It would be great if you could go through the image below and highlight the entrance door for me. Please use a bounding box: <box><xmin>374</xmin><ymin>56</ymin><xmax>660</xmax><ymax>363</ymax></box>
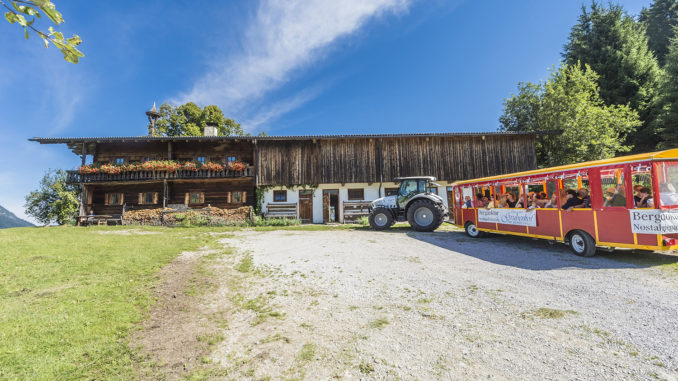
<box><xmin>298</xmin><ymin>190</ymin><xmax>313</xmax><ymax>223</ymax></box>
<box><xmin>322</xmin><ymin>189</ymin><xmax>339</xmax><ymax>223</ymax></box>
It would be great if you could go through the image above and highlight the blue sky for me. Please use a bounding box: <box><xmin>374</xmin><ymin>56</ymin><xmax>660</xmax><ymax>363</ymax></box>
<box><xmin>0</xmin><ymin>0</ymin><xmax>649</xmax><ymax>222</ymax></box>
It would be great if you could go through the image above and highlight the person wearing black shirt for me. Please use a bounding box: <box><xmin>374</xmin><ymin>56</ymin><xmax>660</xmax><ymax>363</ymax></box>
<box><xmin>561</xmin><ymin>189</ymin><xmax>583</xmax><ymax>210</ymax></box>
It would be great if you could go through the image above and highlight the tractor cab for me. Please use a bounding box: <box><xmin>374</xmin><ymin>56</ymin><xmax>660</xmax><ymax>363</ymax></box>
<box><xmin>395</xmin><ymin>176</ymin><xmax>441</xmax><ymax>207</ymax></box>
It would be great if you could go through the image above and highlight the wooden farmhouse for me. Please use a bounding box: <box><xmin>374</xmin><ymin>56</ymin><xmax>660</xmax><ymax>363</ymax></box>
<box><xmin>30</xmin><ymin>130</ymin><xmax>539</xmax><ymax>224</ymax></box>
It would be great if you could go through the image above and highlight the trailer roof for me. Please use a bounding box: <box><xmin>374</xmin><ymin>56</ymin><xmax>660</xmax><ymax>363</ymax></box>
<box><xmin>452</xmin><ymin>148</ymin><xmax>678</xmax><ymax>186</ymax></box>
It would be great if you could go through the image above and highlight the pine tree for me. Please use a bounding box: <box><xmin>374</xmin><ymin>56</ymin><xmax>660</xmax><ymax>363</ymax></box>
<box><xmin>656</xmin><ymin>30</ymin><xmax>678</xmax><ymax>148</ymax></box>
<box><xmin>640</xmin><ymin>0</ymin><xmax>678</xmax><ymax>66</ymax></box>
<box><xmin>563</xmin><ymin>3</ymin><xmax>662</xmax><ymax>152</ymax></box>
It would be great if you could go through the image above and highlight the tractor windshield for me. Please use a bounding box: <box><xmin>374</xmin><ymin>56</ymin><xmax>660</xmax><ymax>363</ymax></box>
<box><xmin>399</xmin><ymin>179</ymin><xmax>430</xmax><ymax>197</ymax></box>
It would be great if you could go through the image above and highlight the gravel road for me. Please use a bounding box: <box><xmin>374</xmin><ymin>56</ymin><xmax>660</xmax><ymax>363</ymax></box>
<box><xmin>208</xmin><ymin>228</ymin><xmax>678</xmax><ymax>380</ymax></box>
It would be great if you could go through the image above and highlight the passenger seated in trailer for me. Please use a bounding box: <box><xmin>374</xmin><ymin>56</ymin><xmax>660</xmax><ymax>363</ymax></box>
<box><xmin>506</xmin><ymin>192</ymin><xmax>518</xmax><ymax>208</ymax></box>
<box><xmin>659</xmin><ymin>183</ymin><xmax>678</xmax><ymax>206</ymax></box>
<box><xmin>562</xmin><ymin>189</ymin><xmax>583</xmax><ymax>210</ymax></box>
<box><xmin>604</xmin><ymin>186</ymin><xmax>626</xmax><ymax>207</ymax></box>
<box><xmin>572</xmin><ymin>188</ymin><xmax>590</xmax><ymax>208</ymax></box>
<box><xmin>486</xmin><ymin>194</ymin><xmax>498</xmax><ymax>208</ymax></box>
<box><xmin>633</xmin><ymin>185</ymin><xmax>644</xmax><ymax>205</ymax></box>
<box><xmin>636</xmin><ymin>187</ymin><xmax>654</xmax><ymax>208</ymax></box>
<box><xmin>544</xmin><ymin>193</ymin><xmax>558</xmax><ymax>208</ymax></box>
<box><xmin>462</xmin><ymin>195</ymin><xmax>473</xmax><ymax>208</ymax></box>
<box><xmin>479</xmin><ymin>196</ymin><xmax>490</xmax><ymax>207</ymax></box>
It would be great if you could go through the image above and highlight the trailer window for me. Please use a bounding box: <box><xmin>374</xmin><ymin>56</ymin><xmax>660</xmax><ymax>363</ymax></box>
<box><xmin>656</xmin><ymin>162</ymin><xmax>678</xmax><ymax>207</ymax></box>
<box><xmin>632</xmin><ymin>166</ymin><xmax>653</xmax><ymax>208</ymax></box>
<box><xmin>601</xmin><ymin>169</ymin><xmax>627</xmax><ymax>208</ymax></box>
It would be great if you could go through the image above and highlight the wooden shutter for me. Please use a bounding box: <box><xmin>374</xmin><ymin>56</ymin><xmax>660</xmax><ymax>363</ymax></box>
<box><xmin>138</xmin><ymin>193</ymin><xmax>143</xmax><ymax>204</ymax></box>
<box><xmin>153</xmin><ymin>192</ymin><xmax>159</xmax><ymax>204</ymax></box>
<box><xmin>227</xmin><ymin>192</ymin><xmax>232</xmax><ymax>203</ymax></box>
<box><xmin>105</xmin><ymin>193</ymin><xmax>110</xmax><ymax>206</ymax></box>
<box><xmin>199</xmin><ymin>192</ymin><xmax>205</xmax><ymax>204</ymax></box>
<box><xmin>184</xmin><ymin>192</ymin><xmax>189</xmax><ymax>205</ymax></box>
<box><xmin>242</xmin><ymin>192</ymin><xmax>247</xmax><ymax>203</ymax></box>
<box><xmin>86</xmin><ymin>189</ymin><xmax>93</xmax><ymax>205</ymax></box>
<box><xmin>120</xmin><ymin>193</ymin><xmax>124</xmax><ymax>205</ymax></box>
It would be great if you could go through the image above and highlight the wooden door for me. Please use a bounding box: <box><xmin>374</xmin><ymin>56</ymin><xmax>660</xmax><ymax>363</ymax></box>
<box><xmin>299</xmin><ymin>190</ymin><xmax>313</xmax><ymax>223</ymax></box>
<box><xmin>323</xmin><ymin>192</ymin><xmax>330</xmax><ymax>223</ymax></box>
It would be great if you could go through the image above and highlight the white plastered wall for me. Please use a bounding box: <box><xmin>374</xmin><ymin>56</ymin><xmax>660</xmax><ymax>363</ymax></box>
<box><xmin>261</xmin><ymin>181</ymin><xmax>452</xmax><ymax>224</ymax></box>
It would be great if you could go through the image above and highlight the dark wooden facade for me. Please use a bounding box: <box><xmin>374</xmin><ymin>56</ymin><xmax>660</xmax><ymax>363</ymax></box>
<box><xmin>30</xmin><ymin>132</ymin><xmax>539</xmax><ymax>217</ymax></box>
<box><xmin>256</xmin><ymin>134</ymin><xmax>537</xmax><ymax>186</ymax></box>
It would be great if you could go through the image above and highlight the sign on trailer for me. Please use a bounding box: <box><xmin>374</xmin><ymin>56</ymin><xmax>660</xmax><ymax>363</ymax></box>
<box><xmin>478</xmin><ymin>209</ymin><xmax>537</xmax><ymax>227</ymax></box>
<box><xmin>630</xmin><ymin>209</ymin><xmax>678</xmax><ymax>234</ymax></box>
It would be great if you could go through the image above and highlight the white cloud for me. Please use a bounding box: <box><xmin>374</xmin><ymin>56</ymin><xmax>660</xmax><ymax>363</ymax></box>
<box><xmin>174</xmin><ymin>0</ymin><xmax>413</xmax><ymax>130</ymax></box>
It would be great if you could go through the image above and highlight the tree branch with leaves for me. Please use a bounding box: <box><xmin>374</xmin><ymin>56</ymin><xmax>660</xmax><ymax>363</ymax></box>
<box><xmin>2</xmin><ymin>0</ymin><xmax>83</xmax><ymax>63</ymax></box>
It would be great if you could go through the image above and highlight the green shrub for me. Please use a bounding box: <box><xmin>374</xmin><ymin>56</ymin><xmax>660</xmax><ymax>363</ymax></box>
<box><xmin>357</xmin><ymin>216</ymin><xmax>369</xmax><ymax>226</ymax></box>
<box><xmin>250</xmin><ymin>216</ymin><xmax>301</xmax><ymax>227</ymax></box>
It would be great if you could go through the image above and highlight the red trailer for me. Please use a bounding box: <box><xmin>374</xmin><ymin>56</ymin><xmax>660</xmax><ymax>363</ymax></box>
<box><xmin>450</xmin><ymin>149</ymin><xmax>678</xmax><ymax>256</ymax></box>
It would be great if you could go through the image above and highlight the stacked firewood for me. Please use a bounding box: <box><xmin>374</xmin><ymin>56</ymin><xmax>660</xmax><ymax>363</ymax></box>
<box><xmin>123</xmin><ymin>206</ymin><xmax>251</xmax><ymax>225</ymax></box>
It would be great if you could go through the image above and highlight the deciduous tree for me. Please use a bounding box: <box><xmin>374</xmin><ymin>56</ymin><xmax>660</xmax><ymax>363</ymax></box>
<box><xmin>25</xmin><ymin>169</ymin><xmax>80</xmax><ymax>225</ymax></box>
<box><xmin>500</xmin><ymin>63</ymin><xmax>641</xmax><ymax>167</ymax></box>
<box><xmin>1</xmin><ymin>0</ymin><xmax>83</xmax><ymax>63</ymax></box>
<box><xmin>152</xmin><ymin>102</ymin><xmax>246</xmax><ymax>137</ymax></box>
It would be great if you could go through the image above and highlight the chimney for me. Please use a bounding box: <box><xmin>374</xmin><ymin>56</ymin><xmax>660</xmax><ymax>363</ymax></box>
<box><xmin>203</xmin><ymin>125</ymin><xmax>218</xmax><ymax>136</ymax></box>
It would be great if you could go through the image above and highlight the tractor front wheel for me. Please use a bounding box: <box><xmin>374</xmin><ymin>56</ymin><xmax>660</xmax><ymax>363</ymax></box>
<box><xmin>369</xmin><ymin>207</ymin><xmax>394</xmax><ymax>230</ymax></box>
<box><xmin>407</xmin><ymin>199</ymin><xmax>444</xmax><ymax>232</ymax></box>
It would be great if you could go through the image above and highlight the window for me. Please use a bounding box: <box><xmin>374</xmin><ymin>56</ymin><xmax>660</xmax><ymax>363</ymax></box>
<box><xmin>273</xmin><ymin>190</ymin><xmax>287</xmax><ymax>202</ymax></box>
<box><xmin>186</xmin><ymin>192</ymin><xmax>203</xmax><ymax>204</ymax></box>
<box><xmin>115</xmin><ymin>157</ymin><xmax>125</xmax><ymax>165</ymax></box>
<box><xmin>232</xmin><ymin>191</ymin><xmax>243</xmax><ymax>203</ymax></box>
<box><xmin>196</xmin><ymin>156</ymin><xmax>206</xmax><ymax>164</ymax></box>
<box><xmin>226</xmin><ymin>156</ymin><xmax>236</xmax><ymax>164</ymax></box>
<box><xmin>106</xmin><ymin>192</ymin><xmax>124</xmax><ymax>206</ymax></box>
<box><xmin>138</xmin><ymin>192</ymin><xmax>158</xmax><ymax>205</ymax></box>
<box><xmin>655</xmin><ymin>161</ymin><xmax>678</xmax><ymax>207</ymax></box>
<box><xmin>385</xmin><ymin>188</ymin><xmax>399</xmax><ymax>196</ymax></box>
<box><xmin>144</xmin><ymin>157</ymin><xmax>153</xmax><ymax>162</ymax></box>
<box><xmin>632</xmin><ymin>165</ymin><xmax>654</xmax><ymax>208</ymax></box>
<box><xmin>601</xmin><ymin>168</ymin><xmax>627</xmax><ymax>208</ymax></box>
<box><xmin>348</xmin><ymin>189</ymin><xmax>364</xmax><ymax>200</ymax></box>
<box><xmin>428</xmin><ymin>186</ymin><xmax>438</xmax><ymax>195</ymax></box>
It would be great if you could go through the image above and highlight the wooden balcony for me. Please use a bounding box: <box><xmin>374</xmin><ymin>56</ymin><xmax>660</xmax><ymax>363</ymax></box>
<box><xmin>66</xmin><ymin>166</ymin><xmax>253</xmax><ymax>183</ymax></box>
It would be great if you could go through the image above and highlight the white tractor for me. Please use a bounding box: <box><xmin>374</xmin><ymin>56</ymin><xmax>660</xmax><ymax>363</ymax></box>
<box><xmin>368</xmin><ymin>176</ymin><xmax>447</xmax><ymax>232</ymax></box>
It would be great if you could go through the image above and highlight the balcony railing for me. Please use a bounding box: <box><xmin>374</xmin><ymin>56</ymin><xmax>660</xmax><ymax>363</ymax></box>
<box><xmin>66</xmin><ymin>166</ymin><xmax>253</xmax><ymax>183</ymax></box>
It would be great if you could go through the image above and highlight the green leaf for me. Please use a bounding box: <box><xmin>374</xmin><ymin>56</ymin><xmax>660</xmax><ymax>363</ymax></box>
<box><xmin>38</xmin><ymin>2</ymin><xmax>63</xmax><ymax>24</ymax></box>
<box><xmin>42</xmin><ymin>38</ymin><xmax>49</xmax><ymax>48</ymax></box>
<box><xmin>24</xmin><ymin>27</ymin><xmax>29</xmax><ymax>39</ymax></box>
<box><xmin>67</xmin><ymin>35</ymin><xmax>82</xmax><ymax>46</ymax></box>
<box><xmin>5</xmin><ymin>11</ymin><xmax>17</xmax><ymax>24</ymax></box>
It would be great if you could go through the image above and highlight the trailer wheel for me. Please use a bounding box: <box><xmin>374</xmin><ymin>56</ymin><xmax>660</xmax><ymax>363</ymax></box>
<box><xmin>568</xmin><ymin>230</ymin><xmax>597</xmax><ymax>257</ymax></box>
<box><xmin>369</xmin><ymin>207</ymin><xmax>393</xmax><ymax>230</ymax></box>
<box><xmin>464</xmin><ymin>221</ymin><xmax>483</xmax><ymax>238</ymax></box>
<box><xmin>407</xmin><ymin>199</ymin><xmax>444</xmax><ymax>232</ymax></box>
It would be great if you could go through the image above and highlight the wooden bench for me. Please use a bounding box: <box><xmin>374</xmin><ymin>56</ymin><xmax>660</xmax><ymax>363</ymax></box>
<box><xmin>77</xmin><ymin>215</ymin><xmax>122</xmax><ymax>226</ymax></box>
<box><xmin>264</xmin><ymin>203</ymin><xmax>298</xmax><ymax>219</ymax></box>
<box><xmin>342</xmin><ymin>201</ymin><xmax>372</xmax><ymax>222</ymax></box>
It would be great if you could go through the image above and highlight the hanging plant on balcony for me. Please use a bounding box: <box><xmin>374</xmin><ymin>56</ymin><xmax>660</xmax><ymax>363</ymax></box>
<box><xmin>228</xmin><ymin>160</ymin><xmax>247</xmax><ymax>171</ymax></box>
<box><xmin>78</xmin><ymin>160</ymin><xmax>249</xmax><ymax>174</ymax></box>
<box><xmin>201</xmin><ymin>162</ymin><xmax>225</xmax><ymax>171</ymax></box>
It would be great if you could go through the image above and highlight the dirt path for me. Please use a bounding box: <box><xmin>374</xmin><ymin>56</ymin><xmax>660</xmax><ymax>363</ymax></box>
<box><xmin>136</xmin><ymin>228</ymin><xmax>678</xmax><ymax>380</ymax></box>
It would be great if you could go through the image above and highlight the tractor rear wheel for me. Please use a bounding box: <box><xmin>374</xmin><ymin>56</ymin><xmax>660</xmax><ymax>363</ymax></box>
<box><xmin>407</xmin><ymin>199</ymin><xmax>444</xmax><ymax>232</ymax></box>
<box><xmin>369</xmin><ymin>207</ymin><xmax>394</xmax><ymax>230</ymax></box>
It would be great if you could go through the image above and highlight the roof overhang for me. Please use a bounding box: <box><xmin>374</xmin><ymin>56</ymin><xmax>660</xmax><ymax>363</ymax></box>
<box><xmin>28</xmin><ymin>131</ymin><xmax>552</xmax><ymax>156</ymax></box>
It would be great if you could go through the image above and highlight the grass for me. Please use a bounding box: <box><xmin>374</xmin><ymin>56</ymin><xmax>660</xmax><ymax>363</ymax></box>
<box><xmin>0</xmin><ymin>225</ymin><xmax>219</xmax><ymax>380</ymax></box>
<box><xmin>358</xmin><ymin>361</ymin><xmax>374</xmax><ymax>374</ymax></box>
<box><xmin>368</xmin><ymin>318</ymin><xmax>390</xmax><ymax>329</ymax></box>
<box><xmin>297</xmin><ymin>343</ymin><xmax>316</xmax><ymax>362</ymax></box>
<box><xmin>532</xmin><ymin>307</ymin><xmax>578</xmax><ymax>319</ymax></box>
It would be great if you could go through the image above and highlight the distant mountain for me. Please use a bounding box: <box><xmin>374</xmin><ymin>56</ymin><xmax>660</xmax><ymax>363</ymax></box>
<box><xmin>0</xmin><ymin>205</ymin><xmax>34</xmax><ymax>229</ymax></box>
